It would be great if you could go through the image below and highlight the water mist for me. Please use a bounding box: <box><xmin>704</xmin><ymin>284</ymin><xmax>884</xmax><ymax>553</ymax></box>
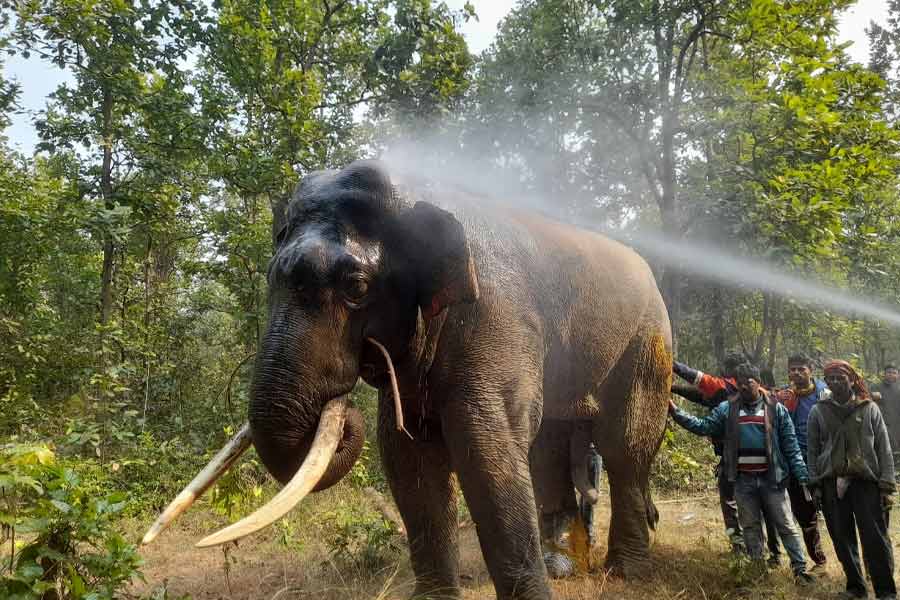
<box><xmin>379</xmin><ymin>137</ymin><xmax>900</xmax><ymax>329</ymax></box>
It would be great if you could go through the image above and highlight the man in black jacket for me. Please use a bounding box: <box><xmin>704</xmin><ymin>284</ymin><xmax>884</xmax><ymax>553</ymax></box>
<box><xmin>871</xmin><ymin>364</ymin><xmax>900</xmax><ymax>477</ymax></box>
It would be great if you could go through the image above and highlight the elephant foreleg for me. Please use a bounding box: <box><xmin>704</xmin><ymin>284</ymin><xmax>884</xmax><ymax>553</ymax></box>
<box><xmin>443</xmin><ymin>397</ymin><xmax>551</xmax><ymax>600</ymax></box>
<box><xmin>379</xmin><ymin>402</ymin><xmax>459</xmax><ymax>599</ymax></box>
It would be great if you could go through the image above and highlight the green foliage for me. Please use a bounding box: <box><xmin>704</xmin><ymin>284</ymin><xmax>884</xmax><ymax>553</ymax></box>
<box><xmin>322</xmin><ymin>503</ymin><xmax>402</xmax><ymax>573</ymax></box>
<box><xmin>346</xmin><ymin>384</ymin><xmax>387</xmax><ymax>491</ymax></box>
<box><xmin>346</xmin><ymin>441</ymin><xmax>385</xmax><ymax>490</ymax></box>
<box><xmin>652</xmin><ymin>421</ymin><xmax>717</xmax><ymax>492</ymax></box>
<box><xmin>368</xmin><ymin>0</ymin><xmax>473</xmax><ymax>123</ymax></box>
<box><xmin>0</xmin><ymin>443</ymin><xmax>142</xmax><ymax>599</ymax></box>
<box><xmin>207</xmin><ymin>452</ymin><xmax>268</xmax><ymax>521</ymax></box>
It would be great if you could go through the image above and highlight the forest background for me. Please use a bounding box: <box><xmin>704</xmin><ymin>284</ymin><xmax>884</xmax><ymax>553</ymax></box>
<box><xmin>2</xmin><ymin>0</ymin><xmax>900</xmax><ymax>597</ymax></box>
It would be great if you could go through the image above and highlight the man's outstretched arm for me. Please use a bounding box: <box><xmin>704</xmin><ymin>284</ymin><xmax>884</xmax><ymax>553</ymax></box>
<box><xmin>673</xmin><ymin>361</ymin><xmax>730</xmax><ymax>400</ymax></box>
<box><xmin>671</xmin><ymin>382</ymin><xmax>721</xmax><ymax>409</ymax></box>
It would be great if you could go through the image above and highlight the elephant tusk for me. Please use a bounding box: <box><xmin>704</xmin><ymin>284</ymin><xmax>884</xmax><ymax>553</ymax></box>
<box><xmin>142</xmin><ymin>422</ymin><xmax>252</xmax><ymax>545</ymax></box>
<box><xmin>195</xmin><ymin>397</ymin><xmax>348</xmax><ymax>548</ymax></box>
<box><xmin>366</xmin><ymin>337</ymin><xmax>413</xmax><ymax>440</ymax></box>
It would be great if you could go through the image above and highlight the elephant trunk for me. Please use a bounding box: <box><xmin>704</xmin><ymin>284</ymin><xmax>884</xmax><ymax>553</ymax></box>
<box><xmin>141</xmin><ymin>317</ymin><xmax>367</xmax><ymax>547</ymax></box>
<box><xmin>198</xmin><ymin>397</ymin><xmax>353</xmax><ymax>547</ymax></box>
<box><xmin>249</xmin><ymin>322</ymin><xmax>365</xmax><ymax>490</ymax></box>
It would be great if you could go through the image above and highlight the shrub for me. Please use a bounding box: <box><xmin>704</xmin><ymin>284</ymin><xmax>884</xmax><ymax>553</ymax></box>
<box><xmin>322</xmin><ymin>502</ymin><xmax>402</xmax><ymax>573</ymax></box>
<box><xmin>0</xmin><ymin>443</ymin><xmax>142</xmax><ymax>599</ymax></box>
<box><xmin>651</xmin><ymin>423</ymin><xmax>718</xmax><ymax>492</ymax></box>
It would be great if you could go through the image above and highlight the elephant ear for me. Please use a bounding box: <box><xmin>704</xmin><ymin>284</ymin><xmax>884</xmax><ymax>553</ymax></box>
<box><xmin>271</xmin><ymin>192</ymin><xmax>291</xmax><ymax>249</ymax></box>
<box><xmin>399</xmin><ymin>201</ymin><xmax>479</xmax><ymax>319</ymax></box>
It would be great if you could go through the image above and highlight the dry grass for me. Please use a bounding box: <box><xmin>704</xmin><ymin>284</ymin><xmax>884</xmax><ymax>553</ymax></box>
<box><xmin>126</xmin><ymin>486</ymin><xmax>895</xmax><ymax>600</ymax></box>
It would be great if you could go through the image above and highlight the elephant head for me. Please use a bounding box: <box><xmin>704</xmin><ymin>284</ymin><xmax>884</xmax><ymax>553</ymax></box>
<box><xmin>143</xmin><ymin>160</ymin><xmax>479</xmax><ymax>546</ymax></box>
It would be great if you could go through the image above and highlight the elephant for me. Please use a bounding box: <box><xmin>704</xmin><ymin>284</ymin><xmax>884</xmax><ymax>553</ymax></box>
<box><xmin>145</xmin><ymin>160</ymin><xmax>673</xmax><ymax>600</ymax></box>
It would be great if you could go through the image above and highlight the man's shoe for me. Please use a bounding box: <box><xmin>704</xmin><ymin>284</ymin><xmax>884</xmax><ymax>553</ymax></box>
<box><xmin>810</xmin><ymin>561</ymin><xmax>827</xmax><ymax>573</ymax></box>
<box><xmin>794</xmin><ymin>571</ymin><xmax>815</xmax><ymax>586</ymax></box>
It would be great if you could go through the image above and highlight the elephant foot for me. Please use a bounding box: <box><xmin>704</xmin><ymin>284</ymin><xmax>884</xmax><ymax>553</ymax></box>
<box><xmin>410</xmin><ymin>582</ymin><xmax>460</xmax><ymax>599</ymax></box>
<box><xmin>541</xmin><ymin>510</ymin><xmax>592</xmax><ymax>577</ymax></box>
<box><xmin>604</xmin><ymin>548</ymin><xmax>651</xmax><ymax>579</ymax></box>
<box><xmin>543</xmin><ymin>550</ymin><xmax>575</xmax><ymax>579</ymax></box>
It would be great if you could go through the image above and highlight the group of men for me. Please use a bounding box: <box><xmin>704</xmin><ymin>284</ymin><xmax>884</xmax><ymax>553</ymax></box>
<box><xmin>669</xmin><ymin>354</ymin><xmax>899</xmax><ymax>599</ymax></box>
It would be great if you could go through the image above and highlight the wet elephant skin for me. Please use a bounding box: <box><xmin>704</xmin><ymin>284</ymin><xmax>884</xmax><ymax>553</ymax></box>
<box><xmin>253</xmin><ymin>160</ymin><xmax>672</xmax><ymax>600</ymax></box>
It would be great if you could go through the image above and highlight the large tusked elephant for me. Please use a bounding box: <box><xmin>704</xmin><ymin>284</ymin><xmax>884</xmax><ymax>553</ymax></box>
<box><xmin>146</xmin><ymin>160</ymin><xmax>672</xmax><ymax>600</ymax></box>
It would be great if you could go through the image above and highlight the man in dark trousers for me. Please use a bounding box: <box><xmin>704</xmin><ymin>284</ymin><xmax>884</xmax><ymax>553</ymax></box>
<box><xmin>670</xmin><ymin>363</ymin><xmax>813</xmax><ymax>584</ymax></box>
<box><xmin>808</xmin><ymin>360</ymin><xmax>896</xmax><ymax>600</ymax></box>
<box><xmin>872</xmin><ymin>364</ymin><xmax>900</xmax><ymax>474</ymax></box>
<box><xmin>672</xmin><ymin>354</ymin><xmax>782</xmax><ymax>563</ymax></box>
<box><xmin>775</xmin><ymin>353</ymin><xmax>828</xmax><ymax>569</ymax></box>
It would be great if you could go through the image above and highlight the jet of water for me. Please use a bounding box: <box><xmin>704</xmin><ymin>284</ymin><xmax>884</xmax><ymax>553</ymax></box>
<box><xmin>380</xmin><ymin>140</ymin><xmax>900</xmax><ymax>328</ymax></box>
<box><xmin>607</xmin><ymin>228</ymin><xmax>900</xmax><ymax>328</ymax></box>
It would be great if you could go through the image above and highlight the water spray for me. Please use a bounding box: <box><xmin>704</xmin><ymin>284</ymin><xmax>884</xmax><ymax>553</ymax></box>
<box><xmin>380</xmin><ymin>143</ymin><xmax>900</xmax><ymax>328</ymax></box>
<box><xmin>611</xmin><ymin>230</ymin><xmax>900</xmax><ymax>328</ymax></box>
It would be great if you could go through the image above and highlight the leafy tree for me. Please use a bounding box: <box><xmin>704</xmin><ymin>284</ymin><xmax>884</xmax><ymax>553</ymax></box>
<box><xmin>196</xmin><ymin>0</ymin><xmax>473</xmax><ymax>350</ymax></box>
<box><xmin>7</xmin><ymin>0</ymin><xmax>207</xmax><ymax>325</ymax></box>
<box><xmin>468</xmin><ymin>0</ymin><xmax>731</xmax><ymax>343</ymax></box>
<box><xmin>680</xmin><ymin>0</ymin><xmax>900</xmax><ymax>366</ymax></box>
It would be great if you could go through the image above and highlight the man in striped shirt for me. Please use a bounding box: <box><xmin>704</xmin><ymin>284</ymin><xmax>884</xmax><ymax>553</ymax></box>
<box><xmin>669</xmin><ymin>363</ymin><xmax>814</xmax><ymax>584</ymax></box>
<box><xmin>672</xmin><ymin>354</ymin><xmax>782</xmax><ymax>564</ymax></box>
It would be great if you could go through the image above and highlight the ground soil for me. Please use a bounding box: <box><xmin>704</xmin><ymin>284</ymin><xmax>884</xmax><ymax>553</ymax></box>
<box><xmin>128</xmin><ymin>490</ymin><xmax>899</xmax><ymax>600</ymax></box>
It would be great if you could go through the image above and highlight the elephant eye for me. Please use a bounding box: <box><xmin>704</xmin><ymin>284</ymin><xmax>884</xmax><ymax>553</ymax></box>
<box><xmin>342</xmin><ymin>272</ymin><xmax>370</xmax><ymax>308</ymax></box>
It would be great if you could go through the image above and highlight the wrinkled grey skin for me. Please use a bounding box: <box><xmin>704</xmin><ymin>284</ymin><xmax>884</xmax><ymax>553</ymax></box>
<box><xmin>252</xmin><ymin>160</ymin><xmax>672</xmax><ymax>600</ymax></box>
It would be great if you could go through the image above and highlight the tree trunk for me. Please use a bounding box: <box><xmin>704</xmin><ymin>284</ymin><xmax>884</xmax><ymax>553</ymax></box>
<box><xmin>766</xmin><ymin>297</ymin><xmax>780</xmax><ymax>372</ymax></box>
<box><xmin>657</xmin><ymin>96</ymin><xmax>681</xmax><ymax>352</ymax></box>
<box><xmin>710</xmin><ymin>284</ymin><xmax>726</xmax><ymax>366</ymax></box>
<box><xmin>654</xmin><ymin>7</ymin><xmax>680</xmax><ymax>351</ymax></box>
<box><xmin>143</xmin><ymin>236</ymin><xmax>152</xmax><ymax>427</ymax></box>
<box><xmin>99</xmin><ymin>88</ymin><xmax>115</xmax><ymax>324</ymax></box>
<box><xmin>754</xmin><ymin>293</ymin><xmax>770</xmax><ymax>363</ymax></box>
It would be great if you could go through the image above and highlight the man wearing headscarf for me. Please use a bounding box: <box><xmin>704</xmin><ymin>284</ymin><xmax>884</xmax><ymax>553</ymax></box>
<box><xmin>808</xmin><ymin>360</ymin><xmax>896</xmax><ymax>600</ymax></box>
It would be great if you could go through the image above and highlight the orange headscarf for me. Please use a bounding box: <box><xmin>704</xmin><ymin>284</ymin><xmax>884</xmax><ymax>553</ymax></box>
<box><xmin>823</xmin><ymin>359</ymin><xmax>870</xmax><ymax>400</ymax></box>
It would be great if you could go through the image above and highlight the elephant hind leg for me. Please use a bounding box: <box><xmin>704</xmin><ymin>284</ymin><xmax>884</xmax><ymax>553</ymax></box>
<box><xmin>530</xmin><ymin>419</ymin><xmax>579</xmax><ymax>541</ymax></box>
<box><xmin>602</xmin><ymin>464</ymin><xmax>653</xmax><ymax>576</ymax></box>
<box><xmin>595</xmin><ymin>330</ymin><xmax>671</xmax><ymax>576</ymax></box>
<box><xmin>645</xmin><ymin>486</ymin><xmax>660</xmax><ymax>531</ymax></box>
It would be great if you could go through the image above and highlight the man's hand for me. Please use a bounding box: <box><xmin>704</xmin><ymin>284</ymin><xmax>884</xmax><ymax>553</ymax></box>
<box><xmin>668</xmin><ymin>399</ymin><xmax>677</xmax><ymax>415</ymax></box>
<box><xmin>812</xmin><ymin>487</ymin><xmax>823</xmax><ymax>511</ymax></box>
<box><xmin>801</xmin><ymin>484</ymin><xmax>812</xmax><ymax>503</ymax></box>
<box><xmin>882</xmin><ymin>493</ymin><xmax>893</xmax><ymax>511</ymax></box>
